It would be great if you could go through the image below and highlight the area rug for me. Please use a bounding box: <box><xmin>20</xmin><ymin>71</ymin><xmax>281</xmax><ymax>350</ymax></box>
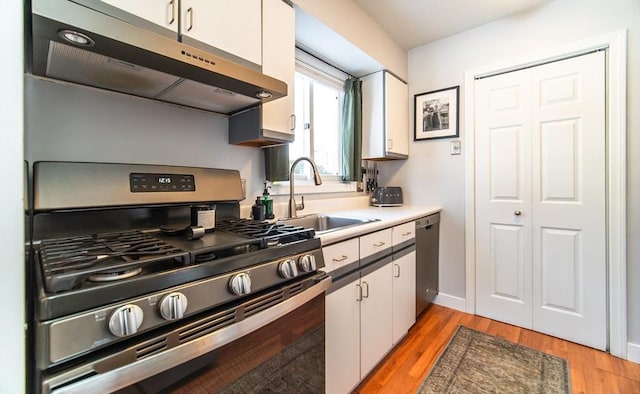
<box><xmin>417</xmin><ymin>325</ymin><xmax>570</xmax><ymax>393</ymax></box>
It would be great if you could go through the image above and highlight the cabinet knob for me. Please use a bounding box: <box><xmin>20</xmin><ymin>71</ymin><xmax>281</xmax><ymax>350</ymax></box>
<box><xmin>514</xmin><ymin>210</ymin><xmax>522</xmax><ymax>216</ymax></box>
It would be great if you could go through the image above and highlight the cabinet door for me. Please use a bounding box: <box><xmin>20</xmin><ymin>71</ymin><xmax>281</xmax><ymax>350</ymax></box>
<box><xmin>100</xmin><ymin>0</ymin><xmax>178</xmax><ymax>32</ymax></box>
<box><xmin>181</xmin><ymin>0</ymin><xmax>262</xmax><ymax>66</ymax></box>
<box><xmin>385</xmin><ymin>72</ymin><xmax>409</xmax><ymax>156</ymax></box>
<box><xmin>360</xmin><ymin>263</ymin><xmax>393</xmax><ymax>378</ymax></box>
<box><xmin>361</xmin><ymin>71</ymin><xmax>384</xmax><ymax>159</ymax></box>
<box><xmin>326</xmin><ymin>281</ymin><xmax>361</xmax><ymax>394</ymax></box>
<box><xmin>392</xmin><ymin>250</ymin><xmax>416</xmax><ymax>344</ymax></box>
<box><xmin>261</xmin><ymin>0</ymin><xmax>295</xmax><ymax>136</ymax></box>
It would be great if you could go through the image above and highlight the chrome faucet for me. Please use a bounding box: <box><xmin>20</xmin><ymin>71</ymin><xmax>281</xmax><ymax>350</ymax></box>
<box><xmin>288</xmin><ymin>157</ymin><xmax>322</xmax><ymax>218</ymax></box>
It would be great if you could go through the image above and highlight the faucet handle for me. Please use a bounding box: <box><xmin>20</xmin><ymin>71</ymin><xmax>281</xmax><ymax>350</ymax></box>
<box><xmin>297</xmin><ymin>196</ymin><xmax>305</xmax><ymax>211</ymax></box>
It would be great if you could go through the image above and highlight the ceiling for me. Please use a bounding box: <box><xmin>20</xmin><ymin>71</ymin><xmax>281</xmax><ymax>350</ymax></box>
<box><xmin>353</xmin><ymin>0</ymin><xmax>549</xmax><ymax>50</ymax></box>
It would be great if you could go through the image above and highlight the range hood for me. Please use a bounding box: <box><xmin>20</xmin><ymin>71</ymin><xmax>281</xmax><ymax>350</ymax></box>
<box><xmin>28</xmin><ymin>0</ymin><xmax>288</xmax><ymax>115</ymax></box>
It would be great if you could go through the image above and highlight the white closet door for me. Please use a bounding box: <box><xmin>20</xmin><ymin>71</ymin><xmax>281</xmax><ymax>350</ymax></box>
<box><xmin>475</xmin><ymin>51</ymin><xmax>606</xmax><ymax>350</ymax></box>
<box><xmin>530</xmin><ymin>52</ymin><xmax>606</xmax><ymax>350</ymax></box>
<box><xmin>475</xmin><ymin>69</ymin><xmax>533</xmax><ymax>329</ymax></box>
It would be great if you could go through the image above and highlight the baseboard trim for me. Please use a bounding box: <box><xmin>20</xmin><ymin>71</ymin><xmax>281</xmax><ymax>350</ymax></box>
<box><xmin>627</xmin><ymin>342</ymin><xmax>640</xmax><ymax>363</ymax></box>
<box><xmin>433</xmin><ymin>293</ymin><xmax>466</xmax><ymax>312</ymax></box>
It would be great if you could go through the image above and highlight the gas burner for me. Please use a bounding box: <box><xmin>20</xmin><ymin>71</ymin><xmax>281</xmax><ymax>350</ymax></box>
<box><xmin>88</xmin><ymin>267</ymin><xmax>143</xmax><ymax>282</ymax></box>
<box><xmin>195</xmin><ymin>251</ymin><xmax>216</xmax><ymax>263</ymax></box>
<box><xmin>39</xmin><ymin>231</ymin><xmax>189</xmax><ymax>293</ymax></box>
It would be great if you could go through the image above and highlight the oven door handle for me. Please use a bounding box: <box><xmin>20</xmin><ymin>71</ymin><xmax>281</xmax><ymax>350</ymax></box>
<box><xmin>45</xmin><ymin>276</ymin><xmax>332</xmax><ymax>394</ymax></box>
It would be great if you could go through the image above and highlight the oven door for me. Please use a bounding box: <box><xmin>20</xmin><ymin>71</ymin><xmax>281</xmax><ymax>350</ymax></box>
<box><xmin>43</xmin><ymin>274</ymin><xmax>330</xmax><ymax>394</ymax></box>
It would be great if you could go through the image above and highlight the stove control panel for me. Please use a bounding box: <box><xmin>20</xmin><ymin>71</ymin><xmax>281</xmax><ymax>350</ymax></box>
<box><xmin>130</xmin><ymin>172</ymin><xmax>195</xmax><ymax>193</ymax></box>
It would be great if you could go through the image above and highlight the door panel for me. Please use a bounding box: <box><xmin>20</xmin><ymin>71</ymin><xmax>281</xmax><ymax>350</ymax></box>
<box><xmin>540</xmin><ymin>227</ymin><xmax>581</xmax><ymax>312</ymax></box>
<box><xmin>490</xmin><ymin>126</ymin><xmax>524</xmax><ymax>200</ymax></box>
<box><xmin>531</xmin><ymin>52</ymin><xmax>606</xmax><ymax>350</ymax></box>
<box><xmin>491</xmin><ymin>224</ymin><xmax>525</xmax><ymax>301</ymax></box>
<box><xmin>475</xmin><ymin>69</ymin><xmax>532</xmax><ymax>328</ymax></box>
<box><xmin>475</xmin><ymin>51</ymin><xmax>606</xmax><ymax>350</ymax></box>
<box><xmin>540</xmin><ymin>119</ymin><xmax>581</xmax><ymax>201</ymax></box>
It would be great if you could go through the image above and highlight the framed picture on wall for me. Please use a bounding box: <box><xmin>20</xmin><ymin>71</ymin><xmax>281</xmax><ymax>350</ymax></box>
<box><xmin>414</xmin><ymin>85</ymin><xmax>459</xmax><ymax>140</ymax></box>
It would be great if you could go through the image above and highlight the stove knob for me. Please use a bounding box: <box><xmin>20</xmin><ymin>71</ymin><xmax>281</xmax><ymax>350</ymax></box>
<box><xmin>278</xmin><ymin>259</ymin><xmax>299</xmax><ymax>279</ymax></box>
<box><xmin>297</xmin><ymin>254</ymin><xmax>317</xmax><ymax>273</ymax></box>
<box><xmin>229</xmin><ymin>272</ymin><xmax>252</xmax><ymax>296</ymax></box>
<box><xmin>109</xmin><ymin>304</ymin><xmax>144</xmax><ymax>337</ymax></box>
<box><xmin>159</xmin><ymin>292</ymin><xmax>188</xmax><ymax>321</ymax></box>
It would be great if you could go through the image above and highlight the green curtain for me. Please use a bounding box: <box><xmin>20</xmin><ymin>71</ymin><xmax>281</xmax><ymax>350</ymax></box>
<box><xmin>341</xmin><ymin>77</ymin><xmax>362</xmax><ymax>182</ymax></box>
<box><xmin>264</xmin><ymin>144</ymin><xmax>290</xmax><ymax>181</ymax></box>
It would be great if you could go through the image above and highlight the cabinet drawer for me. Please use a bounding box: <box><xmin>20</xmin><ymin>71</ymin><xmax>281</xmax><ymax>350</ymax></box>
<box><xmin>392</xmin><ymin>221</ymin><xmax>415</xmax><ymax>247</ymax></box>
<box><xmin>360</xmin><ymin>228</ymin><xmax>392</xmax><ymax>261</ymax></box>
<box><xmin>323</xmin><ymin>238</ymin><xmax>359</xmax><ymax>274</ymax></box>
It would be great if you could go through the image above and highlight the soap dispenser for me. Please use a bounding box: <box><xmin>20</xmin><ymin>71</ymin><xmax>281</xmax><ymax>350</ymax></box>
<box><xmin>262</xmin><ymin>182</ymin><xmax>274</xmax><ymax>219</ymax></box>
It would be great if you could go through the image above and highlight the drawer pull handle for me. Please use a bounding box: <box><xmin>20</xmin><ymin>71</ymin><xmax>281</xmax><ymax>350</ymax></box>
<box><xmin>186</xmin><ymin>7</ymin><xmax>194</xmax><ymax>31</ymax></box>
<box><xmin>362</xmin><ymin>281</ymin><xmax>369</xmax><ymax>298</ymax></box>
<box><xmin>167</xmin><ymin>0</ymin><xmax>175</xmax><ymax>25</ymax></box>
<box><xmin>332</xmin><ymin>255</ymin><xmax>348</xmax><ymax>262</ymax></box>
<box><xmin>356</xmin><ymin>284</ymin><xmax>362</xmax><ymax>301</ymax></box>
<box><xmin>373</xmin><ymin>241</ymin><xmax>386</xmax><ymax>248</ymax></box>
<box><xmin>402</xmin><ymin>231</ymin><xmax>412</xmax><ymax>236</ymax></box>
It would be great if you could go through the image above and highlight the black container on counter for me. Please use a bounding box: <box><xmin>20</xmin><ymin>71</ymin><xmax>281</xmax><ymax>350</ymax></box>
<box><xmin>251</xmin><ymin>197</ymin><xmax>265</xmax><ymax>221</ymax></box>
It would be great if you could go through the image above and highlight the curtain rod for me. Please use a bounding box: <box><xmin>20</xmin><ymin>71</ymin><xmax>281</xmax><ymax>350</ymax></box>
<box><xmin>295</xmin><ymin>46</ymin><xmax>355</xmax><ymax>79</ymax></box>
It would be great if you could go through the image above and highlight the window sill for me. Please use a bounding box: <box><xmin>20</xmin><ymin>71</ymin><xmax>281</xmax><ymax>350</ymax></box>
<box><xmin>269</xmin><ymin>181</ymin><xmax>358</xmax><ymax>196</ymax></box>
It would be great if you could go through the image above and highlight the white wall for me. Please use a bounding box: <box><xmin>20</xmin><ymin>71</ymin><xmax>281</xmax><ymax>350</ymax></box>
<box><xmin>0</xmin><ymin>1</ymin><xmax>25</xmax><ymax>392</ymax></box>
<box><xmin>379</xmin><ymin>0</ymin><xmax>640</xmax><ymax>346</ymax></box>
<box><xmin>24</xmin><ymin>77</ymin><xmax>267</xmax><ymax>201</ymax></box>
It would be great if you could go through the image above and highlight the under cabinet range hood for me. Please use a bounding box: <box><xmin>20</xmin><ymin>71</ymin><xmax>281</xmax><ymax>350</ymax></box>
<box><xmin>28</xmin><ymin>0</ymin><xmax>287</xmax><ymax>115</ymax></box>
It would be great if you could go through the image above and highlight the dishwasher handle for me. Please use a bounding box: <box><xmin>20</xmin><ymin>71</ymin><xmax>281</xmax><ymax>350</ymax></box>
<box><xmin>416</xmin><ymin>213</ymin><xmax>440</xmax><ymax>229</ymax></box>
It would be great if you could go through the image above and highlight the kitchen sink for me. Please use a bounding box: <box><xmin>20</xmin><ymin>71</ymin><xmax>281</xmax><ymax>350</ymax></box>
<box><xmin>277</xmin><ymin>213</ymin><xmax>379</xmax><ymax>234</ymax></box>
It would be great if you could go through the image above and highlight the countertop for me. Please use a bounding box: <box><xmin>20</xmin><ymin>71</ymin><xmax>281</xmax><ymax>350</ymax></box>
<box><xmin>315</xmin><ymin>205</ymin><xmax>441</xmax><ymax>246</ymax></box>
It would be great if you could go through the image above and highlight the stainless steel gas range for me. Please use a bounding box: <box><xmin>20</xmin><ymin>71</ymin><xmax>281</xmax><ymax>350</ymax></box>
<box><xmin>28</xmin><ymin>162</ymin><xmax>329</xmax><ymax>393</ymax></box>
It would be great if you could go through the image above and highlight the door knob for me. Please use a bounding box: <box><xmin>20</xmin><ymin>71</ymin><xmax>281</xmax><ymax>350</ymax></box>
<box><xmin>514</xmin><ymin>210</ymin><xmax>522</xmax><ymax>216</ymax></box>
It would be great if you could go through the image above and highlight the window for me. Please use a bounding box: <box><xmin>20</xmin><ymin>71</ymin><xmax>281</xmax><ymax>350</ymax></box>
<box><xmin>276</xmin><ymin>50</ymin><xmax>357</xmax><ymax>194</ymax></box>
<box><xmin>290</xmin><ymin>72</ymin><xmax>342</xmax><ymax>179</ymax></box>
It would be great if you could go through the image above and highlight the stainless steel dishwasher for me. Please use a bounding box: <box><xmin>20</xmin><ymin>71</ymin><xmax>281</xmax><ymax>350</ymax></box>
<box><xmin>416</xmin><ymin>213</ymin><xmax>440</xmax><ymax>316</ymax></box>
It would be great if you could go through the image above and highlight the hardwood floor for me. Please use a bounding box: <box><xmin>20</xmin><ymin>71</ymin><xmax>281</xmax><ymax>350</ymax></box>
<box><xmin>354</xmin><ymin>304</ymin><xmax>640</xmax><ymax>394</ymax></box>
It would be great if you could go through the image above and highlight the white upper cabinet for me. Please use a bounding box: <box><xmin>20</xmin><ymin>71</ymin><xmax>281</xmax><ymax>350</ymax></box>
<box><xmin>261</xmin><ymin>0</ymin><xmax>295</xmax><ymax>136</ymax></box>
<box><xmin>100</xmin><ymin>0</ymin><xmax>179</xmax><ymax>32</ymax></box>
<box><xmin>362</xmin><ymin>70</ymin><xmax>409</xmax><ymax>160</ymax></box>
<box><xmin>100</xmin><ymin>0</ymin><xmax>262</xmax><ymax>66</ymax></box>
<box><xmin>181</xmin><ymin>0</ymin><xmax>262</xmax><ymax>66</ymax></box>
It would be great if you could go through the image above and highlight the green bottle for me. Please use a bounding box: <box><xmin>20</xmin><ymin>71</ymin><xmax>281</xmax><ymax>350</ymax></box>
<box><xmin>262</xmin><ymin>182</ymin><xmax>274</xmax><ymax>219</ymax></box>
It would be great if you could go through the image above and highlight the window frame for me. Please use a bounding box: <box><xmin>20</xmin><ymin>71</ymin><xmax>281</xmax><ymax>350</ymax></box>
<box><xmin>269</xmin><ymin>49</ymin><xmax>358</xmax><ymax>196</ymax></box>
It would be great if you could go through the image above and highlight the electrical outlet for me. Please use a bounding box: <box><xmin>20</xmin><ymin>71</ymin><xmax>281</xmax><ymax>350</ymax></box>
<box><xmin>450</xmin><ymin>140</ymin><xmax>461</xmax><ymax>155</ymax></box>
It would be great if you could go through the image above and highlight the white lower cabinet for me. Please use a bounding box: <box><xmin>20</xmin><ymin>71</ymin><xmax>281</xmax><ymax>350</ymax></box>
<box><xmin>325</xmin><ymin>277</ymin><xmax>361</xmax><ymax>394</ymax></box>
<box><xmin>360</xmin><ymin>263</ymin><xmax>393</xmax><ymax>377</ymax></box>
<box><xmin>392</xmin><ymin>250</ymin><xmax>416</xmax><ymax>344</ymax></box>
<box><xmin>326</xmin><ymin>223</ymin><xmax>416</xmax><ymax>394</ymax></box>
<box><xmin>325</xmin><ymin>263</ymin><xmax>392</xmax><ymax>394</ymax></box>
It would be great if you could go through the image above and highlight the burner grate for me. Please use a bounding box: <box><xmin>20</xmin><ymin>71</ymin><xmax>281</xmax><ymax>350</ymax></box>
<box><xmin>216</xmin><ymin>220</ymin><xmax>316</xmax><ymax>247</ymax></box>
<box><xmin>39</xmin><ymin>231</ymin><xmax>189</xmax><ymax>293</ymax></box>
